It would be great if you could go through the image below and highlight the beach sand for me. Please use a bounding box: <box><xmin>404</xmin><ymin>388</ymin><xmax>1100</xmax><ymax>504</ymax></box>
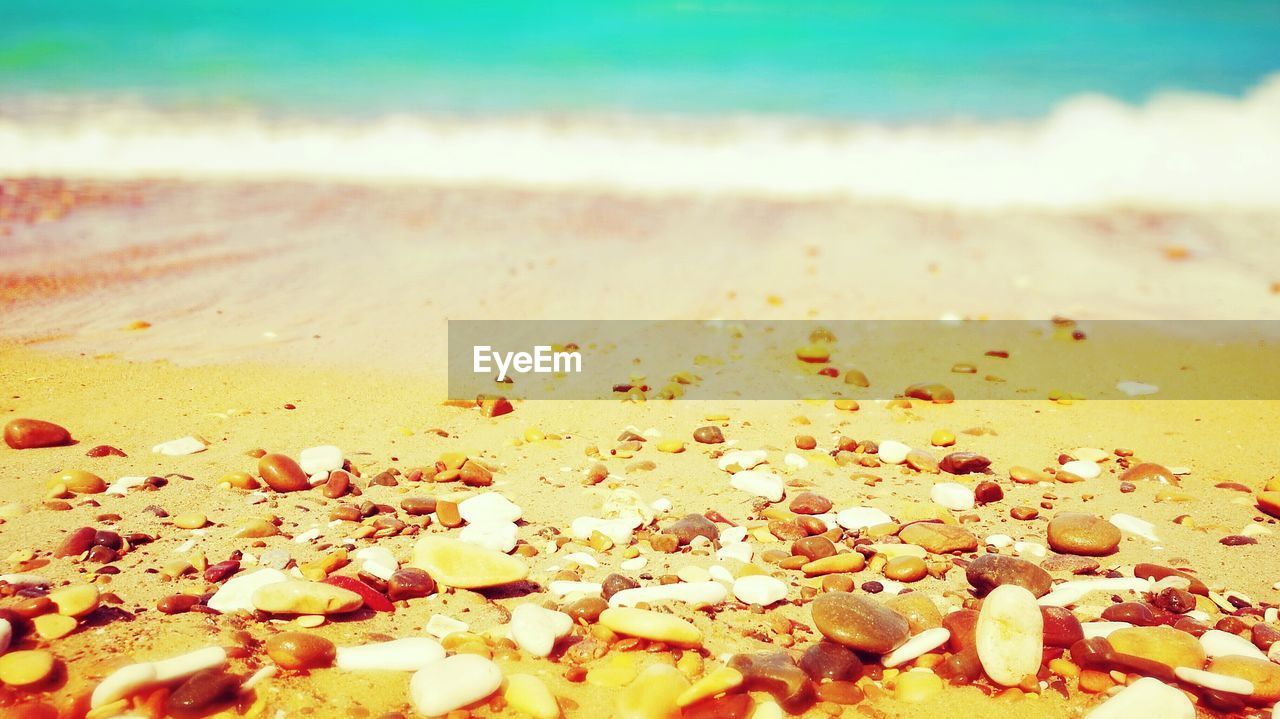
<box><xmin>2</xmin><ymin>178</ymin><xmax>1280</xmax><ymax>718</ymax></box>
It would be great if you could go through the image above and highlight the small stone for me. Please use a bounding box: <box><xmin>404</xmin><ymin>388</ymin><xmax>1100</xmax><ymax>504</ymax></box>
<box><xmin>894</xmin><ymin>668</ymin><xmax>943</xmax><ymax>702</ymax></box>
<box><xmin>55</xmin><ymin>526</ymin><xmax>96</xmax><ymax>558</ymax></box>
<box><xmin>930</xmin><ymin>429</ymin><xmax>956</xmax><ymax>447</ymax></box>
<box><xmin>681</xmin><ymin>694</ymin><xmax>751</xmax><ymax>719</ymax></box>
<box><xmin>167</xmin><ymin>668</ymin><xmax>241</xmax><ymax>716</ymax></box>
<box><xmin>898</xmin><ymin>521</ymin><xmax>978</xmax><ymax>554</ymax></box>
<box><xmin>885</xmin><ymin>592</ymin><xmax>943</xmax><ymax>633</ymax></box>
<box><xmin>1119</xmin><ymin>463</ymin><xmax>1179</xmax><ymax>485</ymax></box>
<box><xmin>1257</xmin><ymin>491</ymin><xmax>1280</xmax><ymax>518</ymax></box>
<box><xmin>174</xmin><ymin>512</ymin><xmax>208</xmax><ymax>530</ymax></box>
<box><xmin>0</xmin><ymin>650</ymin><xmax>55</xmax><ymax>686</ymax></box>
<box><xmin>158</xmin><ymin>594</ymin><xmax>201</xmax><ymax>615</ymax></box>
<box><xmin>599</xmin><ymin>607</ymin><xmax>701</xmax><ymax>646</ymax></box>
<box><xmin>877</xmin><ymin>440</ymin><xmax>911</xmax><ymax>464</ymax></box>
<box><xmin>266</xmin><ymin>632</ymin><xmax>336</xmax><ymax>669</ymax></box>
<box><xmin>387</xmin><ymin>568</ymin><xmax>436</xmax><ymax>601</ymax></box>
<box><xmin>504</xmin><ymin>673</ymin><xmax>560</xmax><ymax>719</ymax></box>
<box><xmin>458</xmin><ymin>492</ymin><xmax>522</xmax><ymax>524</ymax></box>
<box><xmin>792</xmin><ymin>535</ymin><xmax>837</xmax><ymax>561</ymax></box>
<box><xmin>883</xmin><ymin>626</ymin><xmax>951</xmax><ymax>668</ymax></box>
<box><xmin>1207</xmin><ymin>655</ymin><xmax>1280</xmax><ymax>701</ymax></box>
<box><xmin>1061</xmin><ymin>459</ymin><xmax>1101</xmax><ymax>479</ymax></box>
<box><xmin>1082</xmin><ymin>677</ymin><xmax>1193</xmax><ymax>719</ymax></box>
<box><xmin>435</xmin><ymin>500</ymin><xmax>463</xmax><ymax>527</ymax></box>
<box><xmin>677</xmin><ymin>665</ymin><xmax>744</xmax><ymax>707</ymax></box>
<box><xmin>1108</xmin><ymin>626</ymin><xmax>1206</xmax><ymax>669</ymax></box>
<box><xmin>4</xmin><ymin>419</ymin><xmax>70</xmax><ymax>449</ymax></box>
<box><xmin>152</xmin><ymin>436</ymin><xmax>207</xmax><ymax>455</ymax></box>
<box><xmin>1201</xmin><ymin>629</ymin><xmax>1268</xmax><ymax>660</ymax></box>
<box><xmin>1046</xmin><ymin>513</ymin><xmax>1122</xmax><ymax>556</ymax></box>
<box><xmin>930</xmin><ymin>482</ymin><xmax>975</xmax><ymax>511</ymax></box>
<box><xmin>32</xmin><ymin>614</ymin><xmax>77</xmax><ymax>640</ymax></box>
<box><xmin>336</xmin><ymin>638</ymin><xmax>445</xmax><ymax>671</ymax></box>
<box><xmin>235</xmin><ymin>518</ymin><xmax>278</xmax><ymax>538</ymax></box>
<box><xmin>905</xmin><ymin>383</ymin><xmax>955</xmax><ymax>403</ymax></box>
<box><xmin>52</xmin><ymin>470</ymin><xmax>106</xmax><ymax>494</ymax></box>
<box><xmin>801</xmin><ymin>553</ymin><xmax>865</xmax><ymax>576</ymax></box>
<box><xmin>409</xmin><ymin>536</ymin><xmax>529</xmax><ymax>588</ymax></box>
<box><xmin>510</xmin><ymin>604</ymin><xmax>573</xmax><ymax>658</ymax></box>
<box><xmin>251</xmin><ymin>580</ymin><xmax>363</xmax><ymax>615</ymax></box>
<box><xmin>298</xmin><ymin>445</ymin><xmax>343</xmax><ymax>475</ymax></box>
<box><xmin>974</xmin><ymin>481</ymin><xmax>1003</xmax><ymax>503</ymax></box>
<box><xmin>616</xmin><ymin>664</ymin><xmax>690</xmax><ymax>719</ymax></box>
<box><xmin>1040</xmin><ymin>554</ymin><xmax>1101</xmax><ymax>575</ymax></box>
<box><xmin>322</xmin><ymin>470</ymin><xmax>351</xmax><ymax>499</ymax></box>
<box><xmin>730</xmin><ymin>470</ymin><xmax>784</xmax><ymax>502</ymax></box>
<box><xmin>799</xmin><ymin>641</ymin><xmax>863</xmax><ymax>682</ymax></box>
<box><xmin>733</xmin><ymin>575</ymin><xmax>787</xmax><ymax>605</ymax></box>
<box><xmin>693</xmin><ymin>426</ymin><xmax>724</xmax><ymax>444</ymax></box>
<box><xmin>975</xmin><ymin>584</ymin><xmax>1043</xmax><ymax>686</ymax></box>
<box><xmin>602</xmin><ymin>573</ymin><xmax>640</xmax><ymax>600</ymax></box>
<box><xmin>940</xmin><ymin>452</ymin><xmax>991</xmax><ymax>475</ymax></box>
<box><xmin>789</xmin><ymin>492</ymin><xmax>832</xmax><ymax>515</ymax></box>
<box><xmin>257</xmin><ymin>454</ymin><xmax>310</xmax><ymax>492</ymax></box>
<box><xmin>207</xmin><ymin>568</ymin><xmax>289</xmax><ymax>614</ymax></box>
<box><xmin>667</xmin><ymin>514</ymin><xmax>718</xmax><ymax>546</ymax></box>
<box><xmin>884</xmin><ymin>556</ymin><xmax>927</xmax><ymax>582</ymax></box>
<box><xmin>728</xmin><ymin>652</ymin><xmax>813</xmax><ymax>711</ymax></box>
<box><xmin>966</xmin><ymin>554</ymin><xmax>1053</xmax><ymax>597</ymax></box>
<box><xmin>50</xmin><ymin>584</ymin><xmax>99</xmax><ymax>617</ymax></box>
<box><xmin>1041</xmin><ymin>606</ymin><xmax>1084</xmax><ymax>647</ymax></box>
<box><xmin>811</xmin><ymin>591</ymin><xmax>909</xmax><ymax>654</ymax></box>
<box><xmin>401</xmin><ymin>497</ymin><xmax>437</xmax><ymax>516</ymax></box>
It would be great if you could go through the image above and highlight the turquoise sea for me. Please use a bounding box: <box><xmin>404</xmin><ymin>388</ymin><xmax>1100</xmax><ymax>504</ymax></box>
<box><xmin>3</xmin><ymin>0</ymin><xmax>1279</xmax><ymax>119</ymax></box>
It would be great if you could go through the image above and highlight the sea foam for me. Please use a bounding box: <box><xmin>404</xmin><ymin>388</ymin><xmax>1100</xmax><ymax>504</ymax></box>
<box><xmin>2</xmin><ymin>75</ymin><xmax>1279</xmax><ymax>209</ymax></box>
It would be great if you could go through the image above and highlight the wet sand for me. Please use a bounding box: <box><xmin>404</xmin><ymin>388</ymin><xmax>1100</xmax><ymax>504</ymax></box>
<box><xmin>2</xmin><ymin>179</ymin><xmax>1280</xmax><ymax>718</ymax></box>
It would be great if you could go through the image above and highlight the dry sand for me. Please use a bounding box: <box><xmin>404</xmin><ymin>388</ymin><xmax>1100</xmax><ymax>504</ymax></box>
<box><xmin>2</xmin><ymin>179</ymin><xmax>1279</xmax><ymax>718</ymax></box>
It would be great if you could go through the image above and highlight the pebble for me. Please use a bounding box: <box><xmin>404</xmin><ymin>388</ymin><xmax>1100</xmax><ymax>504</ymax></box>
<box><xmin>1061</xmin><ymin>459</ymin><xmax>1101</xmax><ymax>479</ymax></box>
<box><xmin>616</xmin><ymin>664</ymin><xmax>690</xmax><ymax>719</ymax></box>
<box><xmin>599</xmin><ymin>607</ymin><xmax>702</xmax><ymax>646</ymax></box>
<box><xmin>602</xmin><ymin>573</ymin><xmax>641</xmax><ymax>600</ymax></box>
<box><xmin>789</xmin><ymin>492</ymin><xmax>832</xmax><ymax>515</ymax></box>
<box><xmin>50</xmin><ymin>584</ymin><xmax>99</xmax><ymax>617</ymax></box>
<box><xmin>1207</xmin><ymin>655</ymin><xmax>1280</xmax><ymax>701</ymax></box>
<box><xmin>898</xmin><ymin>521</ymin><xmax>978</xmax><ymax>554</ymax></box>
<box><xmin>667</xmin><ymin>514</ymin><xmax>719</xmax><ymax>545</ymax></box>
<box><xmin>266</xmin><ymin>632</ymin><xmax>336</xmax><ymax>669</ymax></box>
<box><xmin>458</xmin><ymin>492</ymin><xmax>523</xmax><ymax>524</ymax></box>
<box><xmin>884</xmin><ymin>555</ymin><xmax>928</xmax><ymax>581</ymax></box>
<box><xmin>152</xmin><ymin>436</ymin><xmax>208</xmax><ymax>456</ymax></box>
<box><xmin>939</xmin><ymin>452</ymin><xmax>991</xmax><ymax>475</ymax></box>
<box><xmin>930</xmin><ymin>482</ymin><xmax>975</xmax><ymax>511</ymax></box>
<box><xmin>728</xmin><ymin>652</ymin><xmax>812</xmax><ymax>710</ymax></box>
<box><xmin>335</xmin><ymin>637</ymin><xmax>445</xmax><ymax>671</ymax></box>
<box><xmin>324</xmin><ymin>575</ymin><xmax>393</xmax><ymax>612</ymax></box>
<box><xmin>401</xmin><ymin>496</ymin><xmax>437</xmax><ymax>516</ymax></box>
<box><xmin>0</xmin><ymin>617</ymin><xmax>10</xmax><ymax>655</ymax></box>
<box><xmin>1046</xmin><ymin>513</ymin><xmax>1121</xmax><ymax>555</ymax></box>
<box><xmin>570</xmin><ymin>516</ymin><xmax>641</xmax><ymax>545</ymax></box>
<box><xmin>235</xmin><ymin>518</ymin><xmax>278</xmax><ymax>538</ymax></box>
<box><xmin>718</xmin><ymin>449</ymin><xmax>768</xmax><ymax>471</ymax></box>
<box><xmin>1120</xmin><ymin>462</ymin><xmax>1179</xmax><ymax>485</ymax></box>
<box><xmin>877</xmin><ymin>440</ymin><xmax>911</xmax><ymax>464</ymax></box>
<box><xmin>173</xmin><ymin>512</ymin><xmax>208</xmax><ymax>530</ymax></box>
<box><xmin>167</xmin><ymin>668</ymin><xmax>240</xmax><ymax>715</ymax></box>
<box><xmin>458</xmin><ymin>520</ymin><xmax>519</xmax><ymax>553</ymax></box>
<box><xmin>1202</xmin><ymin>628</ymin><xmax>1269</xmax><ymax>660</ymax></box>
<box><xmin>1108</xmin><ymin>626</ymin><xmax>1206</xmax><ymax>668</ymax></box>
<box><xmin>257</xmin><ymin>453</ymin><xmax>310</xmax><ymax>492</ymax></box>
<box><xmin>1174</xmin><ymin>666</ymin><xmax>1254</xmax><ymax>695</ymax></box>
<box><xmin>3</xmin><ymin>419</ymin><xmax>70</xmax><ymax>449</ymax></box>
<box><xmin>836</xmin><ymin>507</ymin><xmax>894</xmax><ymax>531</ymax></box>
<box><xmin>608</xmin><ymin>581</ymin><xmax>728</xmax><ymax>608</ymax></box>
<box><xmin>52</xmin><ymin>470</ymin><xmax>106</xmax><ymax>494</ymax></box>
<box><xmin>92</xmin><ymin>646</ymin><xmax>227</xmax><ymax>708</ymax></box>
<box><xmin>1111</xmin><ymin>513</ymin><xmax>1159</xmax><ymax>541</ymax></box>
<box><xmin>930</xmin><ymin>429</ymin><xmax>956</xmax><ymax>447</ymax></box>
<box><xmin>252</xmin><ymin>580</ymin><xmax>363</xmax><ymax>615</ymax></box>
<box><xmin>1082</xmin><ymin>677</ymin><xmax>1194</xmax><ymax>719</ymax></box>
<box><xmin>966</xmin><ymin>553</ymin><xmax>1053</xmax><ymax>597</ymax></box>
<box><xmin>894</xmin><ymin>667</ymin><xmax>943</xmax><ymax>702</ymax></box>
<box><xmin>733</xmin><ymin>575</ymin><xmax>787</xmax><ymax>605</ymax></box>
<box><xmin>882</xmin><ymin>627</ymin><xmax>951</xmax><ymax>667</ymax></box>
<box><xmin>353</xmin><ymin>546</ymin><xmax>398</xmax><ymax>581</ymax></box>
<box><xmin>410</xmin><ymin>654</ymin><xmax>503</xmax><ymax>717</ymax></box>
<box><xmin>975</xmin><ymin>585</ymin><xmax>1043</xmax><ymax>686</ymax></box>
<box><xmin>298</xmin><ymin>445</ymin><xmax>343</xmax><ymax>475</ymax></box>
<box><xmin>799</xmin><ymin>641</ymin><xmax>863</xmax><ymax>681</ymax></box>
<box><xmin>693</xmin><ymin>426</ymin><xmax>725</xmax><ymax>444</ymax></box>
<box><xmin>504</xmin><ymin>673</ymin><xmax>560</xmax><ymax>719</ymax></box>
<box><xmin>510</xmin><ymin>604</ymin><xmax>573</xmax><ymax>657</ymax></box>
<box><xmin>410</xmin><ymin>536</ymin><xmax>529</xmax><ymax>588</ymax></box>
<box><xmin>32</xmin><ymin>614</ymin><xmax>76</xmax><ymax>640</ymax></box>
<box><xmin>730</xmin><ymin>470</ymin><xmax>785</xmax><ymax>502</ymax></box>
<box><xmin>811</xmin><ymin>591</ymin><xmax>909</xmax><ymax>654</ymax></box>
<box><xmin>1257</xmin><ymin>491</ymin><xmax>1280</xmax><ymax>519</ymax></box>
<box><xmin>1039</xmin><ymin>577</ymin><xmax>1150</xmax><ymax>607</ymax></box>
<box><xmin>0</xmin><ymin>650</ymin><xmax>55</xmax><ymax>686</ymax></box>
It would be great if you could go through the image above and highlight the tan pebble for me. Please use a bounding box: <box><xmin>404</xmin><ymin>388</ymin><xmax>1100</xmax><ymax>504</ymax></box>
<box><xmin>51</xmin><ymin>470</ymin><xmax>106</xmax><ymax>495</ymax></box>
<box><xmin>588</xmin><ymin>653</ymin><xmax>640</xmax><ymax>688</ymax></box>
<box><xmin>220</xmin><ymin>471</ymin><xmax>259</xmax><ymax>489</ymax></box>
<box><xmin>676</xmin><ymin>666</ymin><xmax>744</xmax><ymax>706</ymax></box>
<box><xmin>49</xmin><ymin>584</ymin><xmax>99</xmax><ymax>618</ymax></box>
<box><xmin>32</xmin><ymin>613</ymin><xmax>78</xmax><ymax>640</ymax></box>
<box><xmin>174</xmin><ymin>512</ymin><xmax>208</xmax><ymax>530</ymax></box>
<box><xmin>265</xmin><ymin>632</ymin><xmax>336</xmax><ymax>670</ymax></box>
<box><xmin>930</xmin><ymin>430</ymin><xmax>956</xmax><ymax>447</ymax></box>
<box><xmin>295</xmin><ymin>615</ymin><xmax>326</xmax><ymax>628</ymax></box>
<box><xmin>235</xmin><ymin>518</ymin><xmax>278</xmax><ymax>538</ymax></box>
<box><xmin>656</xmin><ymin>440</ymin><xmax>685</xmax><ymax>453</ymax></box>
<box><xmin>616</xmin><ymin>664</ymin><xmax>691</xmax><ymax>719</ymax></box>
<box><xmin>802</xmin><ymin>553</ymin><xmax>865</xmax><ymax>576</ymax></box>
<box><xmin>251</xmin><ymin>580</ymin><xmax>363</xmax><ymax>615</ymax></box>
<box><xmin>504</xmin><ymin>673</ymin><xmax>560</xmax><ymax>719</ymax></box>
<box><xmin>884</xmin><ymin>556</ymin><xmax>927</xmax><ymax>582</ymax></box>
<box><xmin>600</xmin><ymin>607</ymin><xmax>702</xmax><ymax>647</ymax></box>
<box><xmin>409</xmin><ymin>536</ymin><xmax>528</xmax><ymax>588</ymax></box>
<box><xmin>1108</xmin><ymin>626</ymin><xmax>1205</xmax><ymax>670</ymax></box>
<box><xmin>0</xmin><ymin>649</ymin><xmax>56</xmax><ymax>686</ymax></box>
<box><xmin>894</xmin><ymin>668</ymin><xmax>943</xmax><ymax>702</ymax></box>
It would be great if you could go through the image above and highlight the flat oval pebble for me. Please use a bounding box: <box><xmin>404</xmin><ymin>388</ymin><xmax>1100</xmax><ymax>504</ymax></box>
<box><xmin>1046</xmin><ymin>513</ymin><xmax>1121</xmax><ymax>556</ymax></box>
<box><xmin>458</xmin><ymin>492</ymin><xmax>523</xmax><ymax>524</ymax></box>
<box><xmin>811</xmin><ymin>591</ymin><xmax>909</xmax><ymax>654</ymax></box>
<box><xmin>733</xmin><ymin>575</ymin><xmax>787</xmax><ymax>606</ymax></box>
<box><xmin>52</xmin><ymin>470</ymin><xmax>106</xmax><ymax>494</ymax></box>
<box><xmin>930</xmin><ymin>482</ymin><xmax>975</xmax><ymax>511</ymax></box>
<box><xmin>167</xmin><ymin>668</ymin><xmax>240</xmax><ymax>715</ymax></box>
<box><xmin>836</xmin><ymin>507</ymin><xmax>894</xmax><ymax>531</ymax></box>
<box><xmin>298</xmin><ymin>445</ymin><xmax>343</xmax><ymax>474</ymax></box>
<box><xmin>1207</xmin><ymin>655</ymin><xmax>1280</xmax><ymax>701</ymax></box>
<box><xmin>4</xmin><ymin>419</ymin><xmax>70</xmax><ymax>449</ymax></box>
<box><xmin>503</xmin><ymin>673</ymin><xmax>560</xmax><ymax>719</ymax></box>
<box><xmin>966</xmin><ymin>553</ymin><xmax>1052</xmax><ymax>597</ymax></box>
<box><xmin>975</xmin><ymin>584</ymin><xmax>1043</xmax><ymax>686</ymax></box>
<box><xmin>877</xmin><ymin>440</ymin><xmax>910</xmax><ymax>465</ymax></box>
<box><xmin>616</xmin><ymin>664</ymin><xmax>690</xmax><ymax>719</ymax></box>
<box><xmin>0</xmin><ymin>649</ymin><xmax>55</xmax><ymax>686</ymax></box>
<box><xmin>410</xmin><ymin>654</ymin><xmax>503</xmax><ymax>717</ymax></box>
<box><xmin>1083</xmin><ymin>677</ymin><xmax>1193</xmax><ymax>719</ymax></box>
<box><xmin>1108</xmin><ymin>625</ymin><xmax>1206</xmax><ymax>669</ymax></box>
<box><xmin>799</xmin><ymin>641</ymin><xmax>863</xmax><ymax>681</ymax></box>
<box><xmin>899</xmin><ymin>521</ymin><xmax>978</xmax><ymax>554</ymax></box>
<box><xmin>1201</xmin><ymin>628</ymin><xmax>1268</xmax><ymax>660</ymax></box>
<box><xmin>410</xmin><ymin>536</ymin><xmax>529</xmax><ymax>588</ymax></box>
<box><xmin>730</xmin><ymin>470</ymin><xmax>785</xmax><ymax>502</ymax></box>
<box><xmin>510</xmin><ymin>604</ymin><xmax>573</xmax><ymax>657</ymax></box>
<box><xmin>207</xmin><ymin>568</ymin><xmax>289</xmax><ymax>614</ymax></box>
<box><xmin>1061</xmin><ymin>459</ymin><xmax>1101</xmax><ymax>479</ymax></box>
<box><xmin>257</xmin><ymin>454</ymin><xmax>310</xmax><ymax>492</ymax></box>
<box><xmin>600</xmin><ymin>607</ymin><xmax>702</xmax><ymax>646</ymax></box>
<box><xmin>251</xmin><ymin>580</ymin><xmax>363</xmax><ymax>615</ymax></box>
<box><xmin>335</xmin><ymin>637</ymin><xmax>444</xmax><ymax>671</ymax></box>
<box><xmin>608</xmin><ymin>581</ymin><xmax>727</xmax><ymax>608</ymax></box>
<box><xmin>266</xmin><ymin>632</ymin><xmax>336</xmax><ymax>669</ymax></box>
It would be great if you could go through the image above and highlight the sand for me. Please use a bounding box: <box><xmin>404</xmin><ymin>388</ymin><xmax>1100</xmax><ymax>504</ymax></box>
<box><xmin>2</xmin><ymin>179</ymin><xmax>1280</xmax><ymax>718</ymax></box>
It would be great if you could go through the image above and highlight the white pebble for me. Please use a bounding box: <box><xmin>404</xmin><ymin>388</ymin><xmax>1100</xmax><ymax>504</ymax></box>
<box><xmin>458</xmin><ymin>492</ymin><xmax>523</xmax><ymax>524</ymax></box>
<box><xmin>425</xmin><ymin>614</ymin><xmax>469</xmax><ymax>639</ymax></box>
<box><xmin>298</xmin><ymin>445</ymin><xmax>343</xmax><ymax>474</ymax></box>
<box><xmin>1061</xmin><ymin>460</ymin><xmax>1101</xmax><ymax>479</ymax></box>
<box><xmin>241</xmin><ymin>665</ymin><xmax>276</xmax><ymax>691</ymax></box>
<box><xmin>293</xmin><ymin>527</ymin><xmax>322</xmax><ymax>544</ymax></box>
<box><xmin>510</xmin><ymin>604</ymin><xmax>573</xmax><ymax>657</ymax></box>
<box><xmin>718</xmin><ymin>449</ymin><xmax>768</xmax><ymax>471</ymax></box>
<box><xmin>708</xmin><ymin>565</ymin><xmax>735</xmax><ymax>583</ymax></box>
<box><xmin>732</xmin><ymin>575</ymin><xmax>787</xmax><ymax>606</ymax></box>
<box><xmin>1174</xmin><ymin>666</ymin><xmax>1254</xmax><ymax>695</ymax></box>
<box><xmin>1081</xmin><ymin>622</ymin><xmax>1132</xmax><ymax>639</ymax></box>
<box><xmin>836</xmin><ymin>507</ymin><xmax>894</xmax><ymax>531</ymax></box>
<box><xmin>207</xmin><ymin>569</ymin><xmax>289</xmax><ymax>614</ymax></box>
<box><xmin>877</xmin><ymin>440</ymin><xmax>910</xmax><ymax>464</ymax></box>
<box><xmin>609</xmin><ymin>581</ymin><xmax>728</xmax><ymax>608</ymax></box>
<box><xmin>1116</xmin><ymin>381</ymin><xmax>1159</xmax><ymax>396</ymax></box>
<box><xmin>93</xmin><ymin>647</ymin><xmax>227</xmax><ymax>708</ymax></box>
<box><xmin>1012</xmin><ymin>541</ymin><xmax>1047</xmax><ymax>559</ymax></box>
<box><xmin>719</xmin><ymin>526</ymin><xmax>748</xmax><ymax>544</ymax></box>
<box><xmin>0</xmin><ymin>617</ymin><xmax>11</xmax><ymax>656</ymax></box>
<box><xmin>353</xmin><ymin>547</ymin><xmax>398</xmax><ymax>581</ymax></box>
<box><xmin>152</xmin><ymin>436</ymin><xmax>207</xmax><ymax>456</ymax></box>
<box><xmin>1084</xmin><ymin>677</ymin><xmax>1193</xmax><ymax>719</ymax></box>
<box><xmin>410</xmin><ymin>654</ymin><xmax>503</xmax><ymax>717</ymax></box>
<box><xmin>784</xmin><ymin>453</ymin><xmax>808</xmax><ymax>469</ymax></box>
<box><xmin>0</xmin><ymin>573</ymin><xmax>49</xmax><ymax>588</ymax></box>
<box><xmin>547</xmin><ymin>581</ymin><xmax>603</xmax><ymax>600</ymax></box>
<box><xmin>716</xmin><ymin>543</ymin><xmax>753</xmax><ymax>564</ymax></box>
<box><xmin>1110</xmin><ymin>513</ymin><xmax>1159</xmax><ymax>541</ymax></box>
<box><xmin>570</xmin><ymin>516</ymin><xmax>641</xmax><ymax>544</ymax></box>
<box><xmin>931</xmin><ymin>483</ymin><xmax>975</xmax><ymax>511</ymax></box>
<box><xmin>620</xmin><ymin>556</ymin><xmax>647</xmax><ymax>571</ymax></box>
<box><xmin>730</xmin><ymin>470</ymin><xmax>785</xmax><ymax>502</ymax></box>
<box><xmin>1201</xmin><ymin>629</ymin><xmax>1268</xmax><ymax>660</ymax></box>
<box><xmin>1039</xmin><ymin>578</ymin><xmax>1151</xmax><ymax>607</ymax></box>
<box><xmin>105</xmin><ymin>476</ymin><xmax>148</xmax><ymax>496</ymax></box>
<box><xmin>562</xmin><ymin>552</ymin><xmax>599</xmax><ymax>568</ymax></box>
<box><xmin>985</xmin><ymin>534</ymin><xmax>1013</xmax><ymax>548</ymax></box>
<box><xmin>338</xmin><ymin>638</ymin><xmax>445</xmax><ymax>671</ymax></box>
<box><xmin>651</xmin><ymin>497</ymin><xmax>673</xmax><ymax>513</ymax></box>
<box><xmin>458</xmin><ymin>521</ymin><xmax>518</xmax><ymax>553</ymax></box>
<box><xmin>883</xmin><ymin>627</ymin><xmax>950</xmax><ymax>668</ymax></box>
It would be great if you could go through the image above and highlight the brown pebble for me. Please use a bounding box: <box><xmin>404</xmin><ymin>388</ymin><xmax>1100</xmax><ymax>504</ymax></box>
<box><xmin>322</xmin><ymin>470</ymin><xmax>351</xmax><ymax>499</ymax></box>
<box><xmin>940</xmin><ymin>452</ymin><xmax>991</xmax><ymax>475</ymax></box>
<box><xmin>400</xmin><ymin>497</ymin><xmax>436</xmax><ymax>516</ymax></box>
<box><xmin>789</xmin><ymin>492</ymin><xmax>833</xmax><ymax>515</ymax></box>
<box><xmin>602</xmin><ymin>573</ymin><xmax>640</xmax><ymax>600</ymax></box>
<box><xmin>387</xmin><ymin>568</ymin><xmax>436</xmax><ymax>601</ymax></box>
<box><xmin>55</xmin><ymin>526</ymin><xmax>97</xmax><ymax>558</ymax></box>
<box><xmin>666</xmin><ymin>514</ymin><xmax>718</xmax><ymax>545</ymax></box>
<box><xmin>729</xmin><ymin>651</ymin><xmax>814</xmax><ymax>711</ymax></box>
<box><xmin>811</xmin><ymin>592</ymin><xmax>909</xmax><ymax>654</ymax></box>
<box><xmin>158</xmin><ymin>594</ymin><xmax>201</xmax><ymax>615</ymax></box>
<box><xmin>884</xmin><ymin>556</ymin><xmax>927</xmax><ymax>582</ymax></box>
<box><xmin>435</xmin><ymin>500</ymin><xmax>463</xmax><ymax>528</ymax></box>
<box><xmin>1011</xmin><ymin>506</ymin><xmax>1039</xmax><ymax>520</ymax></box>
<box><xmin>167</xmin><ymin>668</ymin><xmax>241</xmax><ymax>715</ymax></box>
<box><xmin>265</xmin><ymin>632</ymin><xmax>336</xmax><ymax>669</ymax></box>
<box><xmin>682</xmin><ymin>694</ymin><xmax>752</xmax><ymax>719</ymax></box>
<box><xmin>258</xmin><ymin>454</ymin><xmax>310</xmax><ymax>493</ymax></box>
<box><xmin>792</xmin><ymin>536</ymin><xmax>837</xmax><ymax>561</ymax></box>
<box><xmin>965</xmin><ymin>554</ymin><xmax>1053</xmax><ymax>598</ymax></box>
<box><xmin>1046</xmin><ymin>513</ymin><xmax>1121</xmax><ymax>556</ymax></box>
<box><xmin>693</xmin><ymin>426</ymin><xmax>724</xmax><ymax>444</ymax></box>
<box><xmin>1119</xmin><ymin>462</ymin><xmax>1180</xmax><ymax>486</ymax></box>
<box><xmin>795</xmin><ymin>435</ymin><xmax>817</xmax><ymax>450</ymax></box>
<box><xmin>974</xmin><ymin>481</ymin><xmax>1003</xmax><ymax>504</ymax></box>
<box><xmin>564</xmin><ymin>596</ymin><xmax>609</xmax><ymax>623</ymax></box>
<box><xmin>905</xmin><ymin>383</ymin><xmax>955</xmax><ymax>404</ymax></box>
<box><xmin>1220</xmin><ymin>535</ymin><xmax>1258</xmax><ymax>546</ymax></box>
<box><xmin>85</xmin><ymin>444</ymin><xmax>126</xmax><ymax>458</ymax></box>
<box><xmin>4</xmin><ymin>419</ymin><xmax>71</xmax><ymax>449</ymax></box>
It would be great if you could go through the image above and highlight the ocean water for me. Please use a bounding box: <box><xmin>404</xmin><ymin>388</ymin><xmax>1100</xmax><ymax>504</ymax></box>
<box><xmin>2</xmin><ymin>0</ymin><xmax>1280</xmax><ymax>206</ymax></box>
